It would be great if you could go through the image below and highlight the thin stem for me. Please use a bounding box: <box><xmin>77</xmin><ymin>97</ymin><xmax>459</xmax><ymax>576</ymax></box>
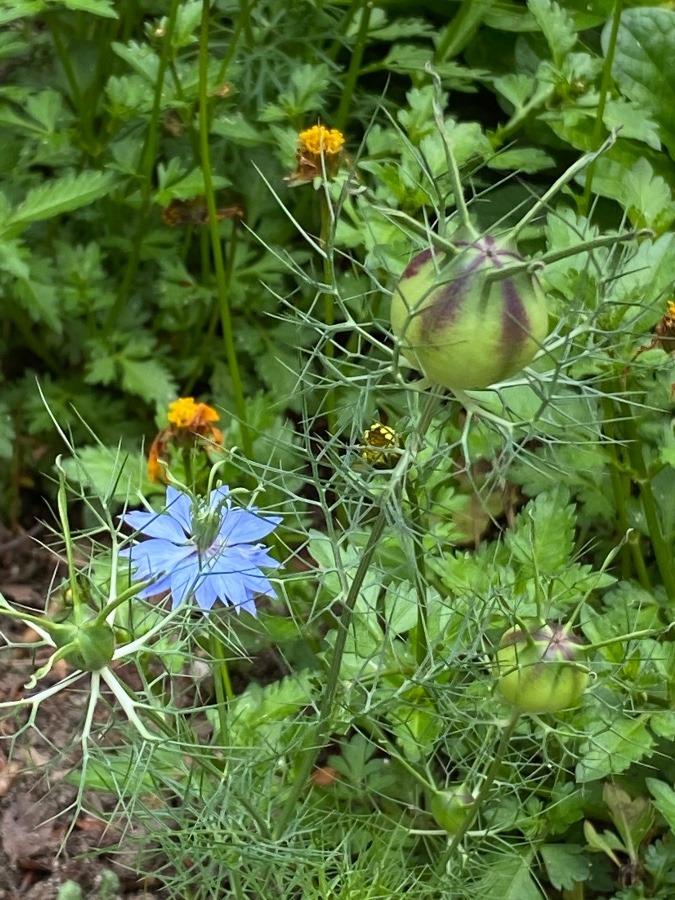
<box><xmin>434</xmin><ymin>0</ymin><xmax>496</xmax><ymax>65</ymax></box>
<box><xmin>580</xmin><ymin>0</ymin><xmax>624</xmax><ymax>215</ymax></box>
<box><xmin>511</xmin><ymin>132</ymin><xmax>617</xmax><ymax>239</ymax></box>
<box><xmin>104</xmin><ymin>0</ymin><xmax>182</xmax><ymax>334</ymax></box>
<box><xmin>216</xmin><ymin>0</ymin><xmax>257</xmax><ymax>85</ymax></box>
<box><xmin>198</xmin><ymin>0</ymin><xmax>252</xmax><ymax>457</ymax></box>
<box><xmin>429</xmin><ymin>68</ymin><xmax>477</xmax><ymax>237</ymax></box>
<box><xmin>319</xmin><ymin>192</ymin><xmax>338</xmax><ymax>438</ymax></box>
<box><xmin>437</xmin><ymin>712</ymin><xmax>521</xmax><ymax>871</ymax></box>
<box><xmin>209</xmin><ymin>627</ymin><xmax>233</xmax><ymax>748</ymax></box>
<box><xmin>273</xmin><ymin>393</ymin><xmax>441</xmax><ymax>839</ymax></box>
<box><xmin>602</xmin><ymin>395</ymin><xmax>651</xmax><ymax>587</ymax></box>
<box><xmin>334</xmin><ymin>0</ymin><xmax>373</xmax><ymax>131</ymax></box>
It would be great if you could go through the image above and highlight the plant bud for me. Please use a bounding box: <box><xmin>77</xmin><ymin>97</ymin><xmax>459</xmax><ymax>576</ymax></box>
<box><xmin>391</xmin><ymin>236</ymin><xmax>548</xmax><ymax>390</ymax></box>
<box><xmin>429</xmin><ymin>784</ymin><xmax>475</xmax><ymax>834</ymax></box>
<box><xmin>60</xmin><ymin>621</ymin><xmax>116</xmax><ymax>671</ymax></box>
<box><xmin>495</xmin><ymin>623</ymin><xmax>588</xmax><ymax>715</ymax></box>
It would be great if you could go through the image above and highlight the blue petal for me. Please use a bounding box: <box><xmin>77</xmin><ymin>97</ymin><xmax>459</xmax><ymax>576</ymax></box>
<box><xmin>218</xmin><ymin>507</ymin><xmax>281</xmax><ymax>545</ymax></box>
<box><xmin>169</xmin><ymin>559</ymin><xmax>201</xmax><ymax>609</ymax></box>
<box><xmin>194</xmin><ymin>577</ymin><xmax>219</xmax><ymax>610</ymax></box>
<box><xmin>135</xmin><ymin>572</ymin><xmax>173</xmax><ymax>598</ymax></box>
<box><xmin>165</xmin><ymin>487</ymin><xmax>194</xmax><ymax>534</ymax></box>
<box><xmin>123</xmin><ymin>539</ymin><xmax>195</xmax><ymax>579</ymax></box>
<box><xmin>212</xmin><ymin>570</ymin><xmax>250</xmax><ymax>610</ymax></box>
<box><xmin>122</xmin><ymin>509</ymin><xmax>187</xmax><ymax>543</ymax></box>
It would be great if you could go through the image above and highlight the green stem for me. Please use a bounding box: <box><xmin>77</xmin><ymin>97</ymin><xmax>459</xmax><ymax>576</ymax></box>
<box><xmin>55</xmin><ymin>462</ymin><xmax>83</xmax><ymax>611</ymax></box>
<box><xmin>198</xmin><ymin>0</ymin><xmax>252</xmax><ymax>458</ymax></box>
<box><xmin>621</xmin><ymin>408</ymin><xmax>675</xmax><ymax>599</ymax></box>
<box><xmin>273</xmin><ymin>509</ymin><xmax>388</xmax><ymax>840</ymax></box>
<box><xmin>406</xmin><ymin>479</ymin><xmax>429</xmax><ymax>666</ymax></box>
<box><xmin>433</xmin><ymin>0</ymin><xmax>496</xmax><ymax>65</ymax></box>
<box><xmin>104</xmin><ymin>0</ymin><xmax>182</xmax><ymax>334</ymax></box>
<box><xmin>437</xmin><ymin>712</ymin><xmax>521</xmax><ymax>871</ymax></box>
<box><xmin>209</xmin><ymin>626</ymin><xmax>233</xmax><ymax>748</ymax></box>
<box><xmin>319</xmin><ymin>192</ymin><xmax>338</xmax><ymax>438</ymax></box>
<box><xmin>216</xmin><ymin>0</ymin><xmax>257</xmax><ymax>85</ymax></box>
<box><xmin>428</xmin><ymin>70</ymin><xmax>477</xmax><ymax>237</ymax></box>
<box><xmin>602</xmin><ymin>395</ymin><xmax>651</xmax><ymax>588</ymax></box>
<box><xmin>334</xmin><ymin>0</ymin><xmax>373</xmax><ymax>131</ymax></box>
<box><xmin>273</xmin><ymin>393</ymin><xmax>441</xmax><ymax>839</ymax></box>
<box><xmin>580</xmin><ymin>0</ymin><xmax>624</xmax><ymax>216</ymax></box>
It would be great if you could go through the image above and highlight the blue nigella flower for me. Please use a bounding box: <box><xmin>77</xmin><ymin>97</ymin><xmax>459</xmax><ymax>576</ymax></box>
<box><xmin>120</xmin><ymin>485</ymin><xmax>281</xmax><ymax>614</ymax></box>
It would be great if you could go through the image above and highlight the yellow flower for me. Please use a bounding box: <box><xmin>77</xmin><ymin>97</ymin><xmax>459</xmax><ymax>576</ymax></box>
<box><xmin>167</xmin><ymin>397</ymin><xmax>219</xmax><ymax>431</ymax></box>
<box><xmin>147</xmin><ymin>398</ymin><xmax>223</xmax><ymax>482</ymax></box>
<box><xmin>298</xmin><ymin>125</ymin><xmax>345</xmax><ymax>158</ymax></box>
<box><xmin>360</xmin><ymin>423</ymin><xmax>400</xmax><ymax>468</ymax></box>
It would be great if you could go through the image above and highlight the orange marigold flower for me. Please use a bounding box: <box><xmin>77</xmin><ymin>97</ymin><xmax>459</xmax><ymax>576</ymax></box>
<box><xmin>298</xmin><ymin>125</ymin><xmax>345</xmax><ymax>158</ymax></box>
<box><xmin>167</xmin><ymin>397</ymin><xmax>219</xmax><ymax>432</ymax></box>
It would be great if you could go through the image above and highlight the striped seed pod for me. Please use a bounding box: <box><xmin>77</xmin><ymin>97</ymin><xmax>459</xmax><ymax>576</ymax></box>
<box><xmin>390</xmin><ymin>235</ymin><xmax>549</xmax><ymax>391</ymax></box>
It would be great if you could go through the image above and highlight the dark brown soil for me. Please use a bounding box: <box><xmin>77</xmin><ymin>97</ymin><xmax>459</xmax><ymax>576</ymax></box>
<box><xmin>0</xmin><ymin>523</ymin><xmax>161</xmax><ymax>900</ymax></box>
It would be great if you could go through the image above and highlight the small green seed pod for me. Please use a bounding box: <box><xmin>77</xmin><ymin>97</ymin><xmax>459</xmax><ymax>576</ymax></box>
<box><xmin>61</xmin><ymin>622</ymin><xmax>116</xmax><ymax>671</ymax></box>
<box><xmin>429</xmin><ymin>784</ymin><xmax>475</xmax><ymax>835</ymax></box>
<box><xmin>495</xmin><ymin>623</ymin><xmax>589</xmax><ymax>715</ymax></box>
<box><xmin>391</xmin><ymin>236</ymin><xmax>549</xmax><ymax>391</ymax></box>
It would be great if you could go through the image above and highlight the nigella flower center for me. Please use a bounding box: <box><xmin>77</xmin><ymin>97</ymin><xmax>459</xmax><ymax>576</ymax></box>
<box><xmin>192</xmin><ymin>507</ymin><xmax>225</xmax><ymax>553</ymax></box>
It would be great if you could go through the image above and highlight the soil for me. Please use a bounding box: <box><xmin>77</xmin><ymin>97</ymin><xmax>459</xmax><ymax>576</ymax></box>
<box><xmin>0</xmin><ymin>523</ymin><xmax>162</xmax><ymax>900</ymax></box>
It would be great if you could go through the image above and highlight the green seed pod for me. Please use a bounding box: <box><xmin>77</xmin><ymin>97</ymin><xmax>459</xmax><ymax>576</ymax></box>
<box><xmin>429</xmin><ymin>784</ymin><xmax>475</xmax><ymax>834</ymax></box>
<box><xmin>390</xmin><ymin>236</ymin><xmax>549</xmax><ymax>391</ymax></box>
<box><xmin>495</xmin><ymin>623</ymin><xmax>589</xmax><ymax>715</ymax></box>
<box><xmin>61</xmin><ymin>622</ymin><xmax>116</xmax><ymax>671</ymax></box>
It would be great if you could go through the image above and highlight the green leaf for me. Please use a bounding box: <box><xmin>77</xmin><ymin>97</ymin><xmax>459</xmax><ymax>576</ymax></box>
<box><xmin>576</xmin><ymin>716</ymin><xmax>654</xmax><ymax>782</ymax></box>
<box><xmin>0</xmin><ymin>0</ymin><xmax>43</xmax><ymax>26</ymax></box>
<box><xmin>55</xmin><ymin>0</ymin><xmax>117</xmax><ymax>16</ymax></box>
<box><xmin>505</xmin><ymin>487</ymin><xmax>576</xmax><ymax>575</ymax></box>
<box><xmin>616</xmin><ymin>157</ymin><xmax>675</xmax><ymax>233</ymax></box>
<box><xmin>60</xmin><ymin>446</ymin><xmax>155</xmax><ymax>504</ymax></box>
<box><xmin>487</xmin><ymin>146</ymin><xmax>555</xmax><ymax>173</ymax></box>
<box><xmin>540</xmin><ymin>844</ymin><xmax>590</xmax><ymax>891</ymax></box>
<box><xmin>603</xmin><ymin>783</ymin><xmax>655</xmax><ymax>859</ymax></box>
<box><xmin>7</xmin><ymin>171</ymin><xmax>118</xmax><ymax>230</ymax></box>
<box><xmin>0</xmin><ymin>401</ymin><xmax>14</xmax><ymax>459</ymax></box>
<box><xmin>609</xmin><ymin>7</ymin><xmax>675</xmax><ymax>158</ymax></box>
<box><xmin>528</xmin><ymin>0</ymin><xmax>577</xmax><ymax>64</ymax></box>
<box><xmin>118</xmin><ymin>356</ymin><xmax>177</xmax><ymax>409</ymax></box>
<box><xmin>646</xmin><ymin>779</ymin><xmax>675</xmax><ymax>833</ymax></box>
<box><xmin>473</xmin><ymin>852</ymin><xmax>544</xmax><ymax>900</ymax></box>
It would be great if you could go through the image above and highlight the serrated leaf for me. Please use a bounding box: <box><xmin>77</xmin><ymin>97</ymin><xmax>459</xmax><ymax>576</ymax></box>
<box><xmin>540</xmin><ymin>844</ymin><xmax>590</xmax><ymax>891</ymax></box>
<box><xmin>576</xmin><ymin>716</ymin><xmax>654</xmax><ymax>782</ymax></box>
<box><xmin>0</xmin><ymin>0</ymin><xmax>43</xmax><ymax>26</ymax></box>
<box><xmin>609</xmin><ymin>7</ymin><xmax>675</xmax><ymax>158</ymax></box>
<box><xmin>7</xmin><ymin>171</ymin><xmax>117</xmax><ymax>230</ymax></box>
<box><xmin>646</xmin><ymin>779</ymin><xmax>675</xmax><ymax>833</ymax></box>
<box><xmin>60</xmin><ymin>446</ymin><xmax>154</xmax><ymax>504</ymax></box>
<box><xmin>118</xmin><ymin>355</ymin><xmax>177</xmax><ymax>409</ymax></box>
<box><xmin>488</xmin><ymin>146</ymin><xmax>555</xmax><ymax>173</ymax></box>
<box><xmin>505</xmin><ymin>487</ymin><xmax>576</xmax><ymax>575</ymax></box>
<box><xmin>56</xmin><ymin>0</ymin><xmax>117</xmax><ymax>16</ymax></box>
<box><xmin>528</xmin><ymin>0</ymin><xmax>577</xmax><ymax>64</ymax></box>
<box><xmin>603</xmin><ymin>783</ymin><xmax>655</xmax><ymax>859</ymax></box>
<box><xmin>473</xmin><ymin>852</ymin><xmax>544</xmax><ymax>900</ymax></box>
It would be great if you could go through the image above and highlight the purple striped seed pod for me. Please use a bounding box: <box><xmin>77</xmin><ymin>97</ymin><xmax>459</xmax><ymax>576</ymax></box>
<box><xmin>390</xmin><ymin>236</ymin><xmax>549</xmax><ymax>391</ymax></box>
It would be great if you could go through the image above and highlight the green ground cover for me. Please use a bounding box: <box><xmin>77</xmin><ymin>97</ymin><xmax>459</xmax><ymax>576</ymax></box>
<box><xmin>1</xmin><ymin>1</ymin><xmax>675</xmax><ymax>897</ymax></box>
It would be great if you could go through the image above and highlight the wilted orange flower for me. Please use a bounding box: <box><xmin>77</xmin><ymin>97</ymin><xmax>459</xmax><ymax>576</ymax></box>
<box><xmin>148</xmin><ymin>398</ymin><xmax>224</xmax><ymax>482</ymax></box>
